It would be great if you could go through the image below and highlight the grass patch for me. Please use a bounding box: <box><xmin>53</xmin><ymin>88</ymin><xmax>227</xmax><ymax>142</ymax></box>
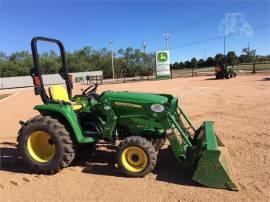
<box><xmin>235</xmin><ymin>63</ymin><xmax>270</xmax><ymax>71</ymax></box>
<box><xmin>172</xmin><ymin>63</ymin><xmax>270</xmax><ymax>76</ymax></box>
<box><xmin>0</xmin><ymin>94</ymin><xmax>11</xmax><ymax>100</ymax></box>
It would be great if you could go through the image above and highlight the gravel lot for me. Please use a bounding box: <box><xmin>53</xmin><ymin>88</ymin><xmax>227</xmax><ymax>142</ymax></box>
<box><xmin>0</xmin><ymin>75</ymin><xmax>269</xmax><ymax>201</ymax></box>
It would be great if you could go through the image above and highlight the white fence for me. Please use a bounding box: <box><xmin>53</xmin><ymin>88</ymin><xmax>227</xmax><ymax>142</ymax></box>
<box><xmin>0</xmin><ymin>71</ymin><xmax>103</xmax><ymax>89</ymax></box>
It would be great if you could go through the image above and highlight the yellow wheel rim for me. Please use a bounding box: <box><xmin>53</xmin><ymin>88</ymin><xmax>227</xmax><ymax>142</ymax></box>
<box><xmin>121</xmin><ymin>146</ymin><xmax>148</xmax><ymax>173</ymax></box>
<box><xmin>27</xmin><ymin>131</ymin><xmax>56</xmax><ymax>163</ymax></box>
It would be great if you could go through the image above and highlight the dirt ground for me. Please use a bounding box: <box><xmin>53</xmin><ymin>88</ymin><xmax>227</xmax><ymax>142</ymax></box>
<box><xmin>0</xmin><ymin>75</ymin><xmax>270</xmax><ymax>201</ymax></box>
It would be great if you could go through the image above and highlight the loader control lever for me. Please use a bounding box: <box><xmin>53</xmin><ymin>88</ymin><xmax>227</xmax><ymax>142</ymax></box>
<box><xmin>82</xmin><ymin>84</ymin><xmax>99</xmax><ymax>100</ymax></box>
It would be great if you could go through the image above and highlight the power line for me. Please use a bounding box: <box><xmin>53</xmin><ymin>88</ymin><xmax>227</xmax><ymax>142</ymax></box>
<box><xmin>170</xmin><ymin>35</ymin><xmax>222</xmax><ymax>50</ymax></box>
<box><xmin>169</xmin><ymin>24</ymin><xmax>270</xmax><ymax>51</ymax></box>
<box><xmin>170</xmin><ymin>2</ymin><xmax>253</xmax><ymax>36</ymax></box>
<box><xmin>144</xmin><ymin>1</ymin><xmax>252</xmax><ymax>43</ymax></box>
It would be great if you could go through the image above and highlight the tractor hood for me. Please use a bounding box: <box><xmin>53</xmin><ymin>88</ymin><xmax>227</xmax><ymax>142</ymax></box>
<box><xmin>100</xmin><ymin>91</ymin><xmax>169</xmax><ymax>104</ymax></box>
<box><xmin>99</xmin><ymin>91</ymin><xmax>173</xmax><ymax>118</ymax></box>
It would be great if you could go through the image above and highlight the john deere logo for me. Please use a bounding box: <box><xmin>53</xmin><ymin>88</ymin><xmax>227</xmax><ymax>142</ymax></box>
<box><xmin>157</xmin><ymin>52</ymin><xmax>168</xmax><ymax>62</ymax></box>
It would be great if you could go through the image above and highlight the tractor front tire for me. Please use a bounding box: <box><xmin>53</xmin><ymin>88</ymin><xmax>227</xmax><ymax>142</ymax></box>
<box><xmin>17</xmin><ymin>115</ymin><xmax>75</xmax><ymax>174</ymax></box>
<box><xmin>118</xmin><ymin>136</ymin><xmax>157</xmax><ymax>177</ymax></box>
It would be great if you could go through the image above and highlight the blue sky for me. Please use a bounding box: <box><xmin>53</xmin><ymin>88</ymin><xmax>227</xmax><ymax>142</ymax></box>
<box><xmin>1</xmin><ymin>0</ymin><xmax>269</xmax><ymax>63</ymax></box>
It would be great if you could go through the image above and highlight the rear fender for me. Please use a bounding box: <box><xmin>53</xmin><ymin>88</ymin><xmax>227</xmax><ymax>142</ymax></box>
<box><xmin>34</xmin><ymin>104</ymin><xmax>95</xmax><ymax>143</ymax></box>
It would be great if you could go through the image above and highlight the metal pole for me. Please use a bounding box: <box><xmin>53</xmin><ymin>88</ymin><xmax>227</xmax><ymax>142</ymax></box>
<box><xmin>163</xmin><ymin>33</ymin><xmax>170</xmax><ymax>50</ymax></box>
<box><xmin>143</xmin><ymin>41</ymin><xmax>147</xmax><ymax>54</ymax></box>
<box><xmin>224</xmin><ymin>35</ymin><xmax>226</xmax><ymax>64</ymax></box>
<box><xmin>253</xmin><ymin>52</ymin><xmax>256</xmax><ymax>74</ymax></box>
<box><xmin>110</xmin><ymin>40</ymin><xmax>115</xmax><ymax>79</ymax></box>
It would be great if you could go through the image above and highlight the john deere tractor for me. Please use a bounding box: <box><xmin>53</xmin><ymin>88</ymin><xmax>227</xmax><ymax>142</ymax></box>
<box><xmin>17</xmin><ymin>37</ymin><xmax>239</xmax><ymax>190</ymax></box>
<box><xmin>215</xmin><ymin>63</ymin><xmax>237</xmax><ymax>79</ymax></box>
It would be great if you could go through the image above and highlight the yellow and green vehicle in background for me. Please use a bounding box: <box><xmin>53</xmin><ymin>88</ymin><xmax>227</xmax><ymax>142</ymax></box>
<box><xmin>18</xmin><ymin>37</ymin><xmax>239</xmax><ymax>191</ymax></box>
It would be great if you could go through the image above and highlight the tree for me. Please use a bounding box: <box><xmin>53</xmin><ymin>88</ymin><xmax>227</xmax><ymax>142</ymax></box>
<box><xmin>118</xmin><ymin>47</ymin><xmax>134</xmax><ymax>75</ymax></box>
<box><xmin>40</xmin><ymin>50</ymin><xmax>61</xmax><ymax>74</ymax></box>
<box><xmin>190</xmin><ymin>57</ymin><xmax>198</xmax><ymax>68</ymax></box>
<box><xmin>205</xmin><ymin>57</ymin><xmax>215</xmax><ymax>67</ymax></box>
<box><xmin>226</xmin><ymin>51</ymin><xmax>238</xmax><ymax>67</ymax></box>
<box><xmin>9</xmin><ymin>51</ymin><xmax>32</xmax><ymax>62</ymax></box>
<box><xmin>242</xmin><ymin>47</ymin><xmax>256</xmax><ymax>63</ymax></box>
<box><xmin>171</xmin><ymin>62</ymin><xmax>179</xmax><ymax>70</ymax></box>
<box><xmin>132</xmin><ymin>49</ymin><xmax>144</xmax><ymax>73</ymax></box>
<box><xmin>238</xmin><ymin>54</ymin><xmax>246</xmax><ymax>63</ymax></box>
<box><xmin>0</xmin><ymin>52</ymin><xmax>7</xmax><ymax>61</ymax></box>
<box><xmin>184</xmin><ymin>60</ymin><xmax>192</xmax><ymax>68</ymax></box>
<box><xmin>197</xmin><ymin>59</ymin><xmax>205</xmax><ymax>68</ymax></box>
<box><xmin>214</xmin><ymin>53</ymin><xmax>224</xmax><ymax>65</ymax></box>
<box><xmin>179</xmin><ymin>62</ymin><xmax>185</xmax><ymax>69</ymax></box>
<box><xmin>0</xmin><ymin>47</ymin><xmax>156</xmax><ymax>78</ymax></box>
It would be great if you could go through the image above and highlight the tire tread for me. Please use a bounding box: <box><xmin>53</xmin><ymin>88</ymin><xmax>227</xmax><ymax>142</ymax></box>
<box><xmin>17</xmin><ymin>115</ymin><xmax>75</xmax><ymax>174</ymax></box>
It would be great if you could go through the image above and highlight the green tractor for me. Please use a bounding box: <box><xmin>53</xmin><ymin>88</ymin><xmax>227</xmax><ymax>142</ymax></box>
<box><xmin>215</xmin><ymin>64</ymin><xmax>237</xmax><ymax>79</ymax></box>
<box><xmin>17</xmin><ymin>37</ymin><xmax>239</xmax><ymax>190</ymax></box>
<box><xmin>228</xmin><ymin>66</ymin><xmax>237</xmax><ymax>78</ymax></box>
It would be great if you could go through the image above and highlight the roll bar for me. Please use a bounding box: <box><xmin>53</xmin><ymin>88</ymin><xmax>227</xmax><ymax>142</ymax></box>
<box><xmin>30</xmin><ymin>36</ymin><xmax>73</xmax><ymax>103</ymax></box>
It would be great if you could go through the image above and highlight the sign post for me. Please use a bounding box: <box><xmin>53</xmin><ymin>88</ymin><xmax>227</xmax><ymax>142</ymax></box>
<box><xmin>155</xmin><ymin>50</ymin><xmax>171</xmax><ymax>80</ymax></box>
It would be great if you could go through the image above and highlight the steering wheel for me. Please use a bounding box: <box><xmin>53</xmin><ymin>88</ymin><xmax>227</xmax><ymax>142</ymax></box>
<box><xmin>82</xmin><ymin>84</ymin><xmax>98</xmax><ymax>99</ymax></box>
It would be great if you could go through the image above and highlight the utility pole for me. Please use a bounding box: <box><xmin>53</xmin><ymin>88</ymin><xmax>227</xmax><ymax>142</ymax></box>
<box><xmin>204</xmin><ymin>49</ymin><xmax>207</xmax><ymax>60</ymax></box>
<box><xmin>223</xmin><ymin>35</ymin><xmax>226</xmax><ymax>64</ymax></box>
<box><xmin>110</xmin><ymin>40</ymin><xmax>115</xmax><ymax>79</ymax></box>
<box><xmin>251</xmin><ymin>43</ymin><xmax>256</xmax><ymax>74</ymax></box>
<box><xmin>163</xmin><ymin>32</ymin><xmax>170</xmax><ymax>50</ymax></box>
<box><xmin>143</xmin><ymin>41</ymin><xmax>147</xmax><ymax>54</ymax></box>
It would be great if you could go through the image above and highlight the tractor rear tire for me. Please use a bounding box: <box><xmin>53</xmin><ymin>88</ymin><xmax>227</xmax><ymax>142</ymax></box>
<box><xmin>118</xmin><ymin>136</ymin><xmax>157</xmax><ymax>177</ymax></box>
<box><xmin>17</xmin><ymin>115</ymin><xmax>75</xmax><ymax>174</ymax></box>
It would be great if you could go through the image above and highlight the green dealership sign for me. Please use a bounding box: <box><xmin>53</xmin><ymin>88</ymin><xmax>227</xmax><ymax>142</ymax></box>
<box><xmin>157</xmin><ymin>52</ymin><xmax>168</xmax><ymax>62</ymax></box>
<box><xmin>156</xmin><ymin>51</ymin><xmax>171</xmax><ymax>80</ymax></box>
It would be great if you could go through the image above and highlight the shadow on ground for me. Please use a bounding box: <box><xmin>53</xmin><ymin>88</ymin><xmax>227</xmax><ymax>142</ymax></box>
<box><xmin>204</xmin><ymin>77</ymin><xmax>217</xmax><ymax>80</ymax></box>
<box><xmin>154</xmin><ymin>146</ymin><xmax>199</xmax><ymax>187</ymax></box>
<box><xmin>0</xmin><ymin>142</ymin><xmax>118</xmax><ymax>175</ymax></box>
<box><xmin>81</xmin><ymin>146</ymin><xmax>121</xmax><ymax>177</ymax></box>
<box><xmin>0</xmin><ymin>141</ymin><xmax>201</xmax><ymax>188</ymax></box>
<box><xmin>0</xmin><ymin>142</ymin><xmax>31</xmax><ymax>174</ymax></box>
<box><xmin>259</xmin><ymin>77</ymin><xmax>270</xmax><ymax>81</ymax></box>
<box><xmin>82</xmin><ymin>145</ymin><xmax>200</xmax><ymax>188</ymax></box>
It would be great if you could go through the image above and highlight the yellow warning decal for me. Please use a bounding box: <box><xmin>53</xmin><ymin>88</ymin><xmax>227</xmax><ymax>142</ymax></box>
<box><xmin>114</xmin><ymin>102</ymin><xmax>142</xmax><ymax>108</ymax></box>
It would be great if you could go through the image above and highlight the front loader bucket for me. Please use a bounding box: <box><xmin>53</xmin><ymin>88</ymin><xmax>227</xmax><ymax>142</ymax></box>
<box><xmin>192</xmin><ymin>122</ymin><xmax>239</xmax><ymax>191</ymax></box>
